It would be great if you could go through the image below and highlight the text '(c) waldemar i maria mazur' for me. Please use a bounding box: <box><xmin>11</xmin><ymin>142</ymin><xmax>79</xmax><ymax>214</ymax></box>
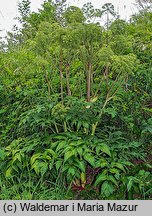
<box><xmin>19</xmin><ymin>202</ymin><xmax>138</xmax><ymax>212</ymax></box>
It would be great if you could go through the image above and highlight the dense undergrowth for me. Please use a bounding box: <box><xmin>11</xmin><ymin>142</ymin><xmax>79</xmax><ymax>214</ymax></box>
<box><xmin>0</xmin><ymin>0</ymin><xmax>152</xmax><ymax>199</ymax></box>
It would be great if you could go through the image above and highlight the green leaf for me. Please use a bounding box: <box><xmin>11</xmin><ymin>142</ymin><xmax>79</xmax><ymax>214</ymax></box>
<box><xmin>108</xmin><ymin>175</ymin><xmax>118</xmax><ymax>186</ymax></box>
<box><xmin>49</xmin><ymin>159</ymin><xmax>55</xmax><ymax>171</ymax></box>
<box><xmin>68</xmin><ymin>167</ymin><xmax>76</xmax><ymax>176</ymax></box>
<box><xmin>77</xmin><ymin>121</ymin><xmax>82</xmax><ymax>131</ymax></box>
<box><xmin>97</xmin><ymin>143</ymin><xmax>111</xmax><ymax>156</ymax></box>
<box><xmin>12</xmin><ymin>165</ymin><xmax>19</xmax><ymax>172</ymax></box>
<box><xmin>83</xmin><ymin>122</ymin><xmax>89</xmax><ymax>129</ymax></box>
<box><xmin>104</xmin><ymin>108</ymin><xmax>117</xmax><ymax>118</ymax></box>
<box><xmin>127</xmin><ymin>178</ymin><xmax>133</xmax><ymax>191</ymax></box>
<box><xmin>31</xmin><ymin>161</ymin><xmax>48</xmax><ymax>175</ymax></box>
<box><xmin>40</xmin><ymin>162</ymin><xmax>48</xmax><ymax>175</ymax></box>
<box><xmin>54</xmin><ymin>135</ymin><xmax>67</xmax><ymax>140</ymax></box>
<box><xmin>100</xmin><ymin>161</ymin><xmax>108</xmax><ymax>168</ymax></box>
<box><xmin>12</xmin><ymin>152</ymin><xmax>22</xmax><ymax>163</ymax></box>
<box><xmin>84</xmin><ymin>153</ymin><xmax>95</xmax><ymax>167</ymax></box>
<box><xmin>62</xmin><ymin>164</ymin><xmax>70</xmax><ymax>172</ymax></box>
<box><xmin>96</xmin><ymin>146</ymin><xmax>101</xmax><ymax>155</ymax></box>
<box><xmin>56</xmin><ymin>141</ymin><xmax>66</xmax><ymax>152</ymax></box>
<box><xmin>69</xmin><ymin>140</ymin><xmax>84</xmax><ymax>146</ymax></box>
<box><xmin>64</xmin><ymin>150</ymin><xmax>75</xmax><ymax>162</ymax></box>
<box><xmin>5</xmin><ymin>167</ymin><xmax>13</xmax><ymax>178</ymax></box>
<box><xmin>30</xmin><ymin>153</ymin><xmax>42</xmax><ymax>165</ymax></box>
<box><xmin>94</xmin><ymin>174</ymin><xmax>107</xmax><ymax>186</ymax></box>
<box><xmin>51</xmin><ymin>141</ymin><xmax>60</xmax><ymax>149</ymax></box>
<box><xmin>45</xmin><ymin>149</ymin><xmax>56</xmax><ymax>157</ymax></box>
<box><xmin>77</xmin><ymin>147</ymin><xmax>83</xmax><ymax>156</ymax></box>
<box><xmin>0</xmin><ymin>149</ymin><xmax>6</xmax><ymax>160</ymax></box>
<box><xmin>75</xmin><ymin>160</ymin><xmax>86</xmax><ymax>173</ymax></box>
<box><xmin>142</xmin><ymin>126</ymin><xmax>152</xmax><ymax>134</ymax></box>
<box><xmin>55</xmin><ymin>160</ymin><xmax>62</xmax><ymax>171</ymax></box>
<box><xmin>0</xmin><ymin>109</ymin><xmax>6</xmax><ymax>114</ymax></box>
<box><xmin>95</xmin><ymin>158</ymin><xmax>107</xmax><ymax>167</ymax></box>
<box><xmin>31</xmin><ymin>161</ymin><xmax>40</xmax><ymax>175</ymax></box>
<box><xmin>109</xmin><ymin>168</ymin><xmax>119</xmax><ymax>174</ymax></box>
<box><xmin>101</xmin><ymin>181</ymin><xmax>114</xmax><ymax>197</ymax></box>
<box><xmin>122</xmin><ymin>161</ymin><xmax>134</xmax><ymax>166</ymax></box>
<box><xmin>112</xmin><ymin>162</ymin><xmax>125</xmax><ymax>172</ymax></box>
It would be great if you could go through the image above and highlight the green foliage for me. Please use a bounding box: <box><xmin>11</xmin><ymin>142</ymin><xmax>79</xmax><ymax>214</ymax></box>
<box><xmin>110</xmin><ymin>35</ymin><xmax>133</xmax><ymax>55</ymax></box>
<box><xmin>0</xmin><ymin>0</ymin><xmax>151</xmax><ymax>200</ymax></box>
<box><xmin>18</xmin><ymin>0</ymin><xmax>31</xmax><ymax>26</ymax></box>
<box><xmin>63</xmin><ymin>6</ymin><xmax>85</xmax><ymax>24</ymax></box>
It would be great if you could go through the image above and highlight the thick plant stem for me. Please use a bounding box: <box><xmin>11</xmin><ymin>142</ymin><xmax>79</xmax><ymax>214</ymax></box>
<box><xmin>91</xmin><ymin>95</ymin><xmax>113</xmax><ymax>136</ymax></box>
<box><xmin>106</xmin><ymin>10</ymin><xmax>109</xmax><ymax>45</ymax></box>
<box><xmin>65</xmin><ymin>62</ymin><xmax>71</xmax><ymax>96</ymax></box>
<box><xmin>60</xmin><ymin>48</ymin><xmax>64</xmax><ymax>103</ymax></box>
<box><xmin>45</xmin><ymin>72</ymin><xmax>51</xmax><ymax>96</ymax></box>
<box><xmin>54</xmin><ymin>122</ymin><xmax>59</xmax><ymax>133</ymax></box>
<box><xmin>63</xmin><ymin>121</ymin><xmax>67</xmax><ymax>132</ymax></box>
<box><xmin>104</xmin><ymin>65</ymin><xmax>109</xmax><ymax>93</ymax></box>
<box><xmin>91</xmin><ymin>70</ymin><xmax>123</xmax><ymax>136</ymax></box>
<box><xmin>86</xmin><ymin>62</ymin><xmax>92</xmax><ymax>102</ymax></box>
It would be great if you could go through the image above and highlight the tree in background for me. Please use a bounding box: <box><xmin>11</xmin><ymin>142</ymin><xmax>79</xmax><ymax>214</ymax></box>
<box><xmin>18</xmin><ymin>0</ymin><xmax>31</xmax><ymax>27</ymax></box>
<box><xmin>135</xmin><ymin>0</ymin><xmax>152</xmax><ymax>11</ymax></box>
